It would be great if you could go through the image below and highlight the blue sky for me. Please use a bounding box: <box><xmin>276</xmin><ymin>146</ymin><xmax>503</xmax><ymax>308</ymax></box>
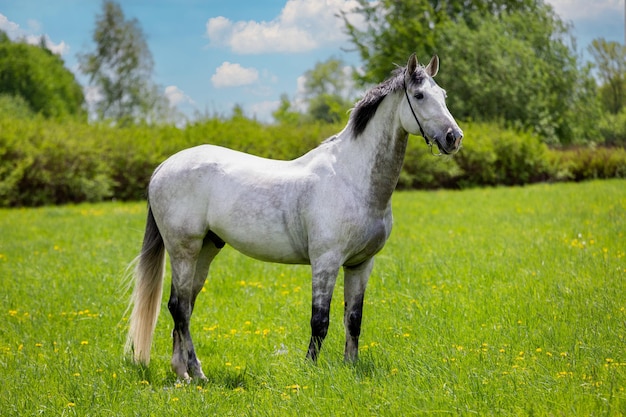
<box><xmin>0</xmin><ymin>0</ymin><xmax>624</xmax><ymax>122</ymax></box>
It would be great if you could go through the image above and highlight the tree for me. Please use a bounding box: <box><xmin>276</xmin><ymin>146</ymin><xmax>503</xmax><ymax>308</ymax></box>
<box><xmin>0</xmin><ymin>31</ymin><xmax>86</xmax><ymax>119</ymax></box>
<box><xmin>343</xmin><ymin>0</ymin><xmax>599</xmax><ymax>144</ymax></box>
<box><xmin>301</xmin><ymin>58</ymin><xmax>354</xmax><ymax>123</ymax></box>
<box><xmin>273</xmin><ymin>94</ymin><xmax>302</xmax><ymax>125</ymax></box>
<box><xmin>342</xmin><ymin>0</ymin><xmax>541</xmax><ymax>85</ymax></box>
<box><xmin>78</xmin><ymin>1</ymin><xmax>167</xmax><ymax>124</ymax></box>
<box><xmin>588</xmin><ymin>38</ymin><xmax>626</xmax><ymax>114</ymax></box>
<box><xmin>434</xmin><ymin>10</ymin><xmax>599</xmax><ymax>144</ymax></box>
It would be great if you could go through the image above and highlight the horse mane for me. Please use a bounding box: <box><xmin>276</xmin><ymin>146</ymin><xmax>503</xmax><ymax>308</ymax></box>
<box><xmin>349</xmin><ymin>65</ymin><xmax>426</xmax><ymax>137</ymax></box>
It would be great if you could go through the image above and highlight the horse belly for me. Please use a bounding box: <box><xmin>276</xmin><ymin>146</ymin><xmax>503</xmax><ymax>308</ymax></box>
<box><xmin>207</xmin><ymin>186</ymin><xmax>310</xmax><ymax>265</ymax></box>
<box><xmin>213</xmin><ymin>219</ymin><xmax>309</xmax><ymax>264</ymax></box>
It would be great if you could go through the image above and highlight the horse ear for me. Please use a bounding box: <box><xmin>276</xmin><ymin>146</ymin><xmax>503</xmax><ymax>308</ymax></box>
<box><xmin>406</xmin><ymin>53</ymin><xmax>418</xmax><ymax>75</ymax></box>
<box><xmin>425</xmin><ymin>55</ymin><xmax>439</xmax><ymax>77</ymax></box>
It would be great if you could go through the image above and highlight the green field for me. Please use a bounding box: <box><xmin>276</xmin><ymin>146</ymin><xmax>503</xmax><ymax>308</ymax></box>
<box><xmin>1</xmin><ymin>180</ymin><xmax>625</xmax><ymax>416</ymax></box>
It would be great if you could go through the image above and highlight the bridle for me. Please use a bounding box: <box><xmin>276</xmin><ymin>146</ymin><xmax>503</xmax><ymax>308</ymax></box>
<box><xmin>403</xmin><ymin>73</ymin><xmax>442</xmax><ymax>156</ymax></box>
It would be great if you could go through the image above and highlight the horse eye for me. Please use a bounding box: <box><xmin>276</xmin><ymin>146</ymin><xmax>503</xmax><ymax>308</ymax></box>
<box><xmin>414</xmin><ymin>92</ymin><xmax>424</xmax><ymax>100</ymax></box>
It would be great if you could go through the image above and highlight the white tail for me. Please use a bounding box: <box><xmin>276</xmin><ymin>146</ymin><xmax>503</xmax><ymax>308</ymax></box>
<box><xmin>125</xmin><ymin>206</ymin><xmax>166</xmax><ymax>364</ymax></box>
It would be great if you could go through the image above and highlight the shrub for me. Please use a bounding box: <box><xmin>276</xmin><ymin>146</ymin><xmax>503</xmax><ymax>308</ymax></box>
<box><xmin>547</xmin><ymin>146</ymin><xmax>626</xmax><ymax>182</ymax></box>
<box><xmin>0</xmin><ymin>117</ymin><xmax>113</xmax><ymax>206</ymax></box>
<box><xmin>454</xmin><ymin>123</ymin><xmax>551</xmax><ymax>187</ymax></box>
<box><xmin>0</xmin><ymin>115</ymin><xmax>624</xmax><ymax>207</ymax></box>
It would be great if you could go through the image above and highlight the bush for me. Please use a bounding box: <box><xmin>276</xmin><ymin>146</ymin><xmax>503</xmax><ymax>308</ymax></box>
<box><xmin>547</xmin><ymin>146</ymin><xmax>626</xmax><ymax>182</ymax></box>
<box><xmin>0</xmin><ymin>115</ymin><xmax>625</xmax><ymax>207</ymax></box>
<box><xmin>0</xmin><ymin>117</ymin><xmax>113</xmax><ymax>206</ymax></box>
<box><xmin>455</xmin><ymin>123</ymin><xmax>552</xmax><ymax>187</ymax></box>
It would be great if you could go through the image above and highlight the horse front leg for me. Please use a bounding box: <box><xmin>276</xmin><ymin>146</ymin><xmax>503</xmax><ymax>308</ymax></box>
<box><xmin>343</xmin><ymin>258</ymin><xmax>374</xmax><ymax>362</ymax></box>
<box><xmin>306</xmin><ymin>257</ymin><xmax>340</xmax><ymax>362</ymax></box>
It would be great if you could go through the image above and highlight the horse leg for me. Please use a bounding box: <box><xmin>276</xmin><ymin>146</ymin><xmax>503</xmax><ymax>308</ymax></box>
<box><xmin>343</xmin><ymin>258</ymin><xmax>374</xmax><ymax>362</ymax></box>
<box><xmin>306</xmin><ymin>256</ymin><xmax>340</xmax><ymax>362</ymax></box>
<box><xmin>168</xmin><ymin>236</ymin><xmax>221</xmax><ymax>380</ymax></box>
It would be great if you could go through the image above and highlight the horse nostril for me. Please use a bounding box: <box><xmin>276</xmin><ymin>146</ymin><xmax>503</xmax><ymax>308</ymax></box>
<box><xmin>446</xmin><ymin>131</ymin><xmax>455</xmax><ymax>145</ymax></box>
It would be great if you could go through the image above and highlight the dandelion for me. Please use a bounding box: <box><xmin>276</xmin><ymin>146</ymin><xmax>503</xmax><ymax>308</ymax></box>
<box><xmin>80</xmin><ymin>341</ymin><xmax>88</xmax><ymax>346</ymax></box>
<box><xmin>171</xmin><ymin>397</ymin><xmax>179</xmax><ymax>402</ymax></box>
<box><xmin>35</xmin><ymin>343</ymin><xmax>43</xmax><ymax>348</ymax></box>
<box><xmin>140</xmin><ymin>380</ymin><xmax>150</xmax><ymax>385</ymax></box>
<box><xmin>73</xmin><ymin>373</ymin><xmax>80</xmax><ymax>377</ymax></box>
<box><xmin>233</xmin><ymin>387</ymin><xmax>245</xmax><ymax>393</ymax></box>
<box><xmin>67</xmin><ymin>402</ymin><xmax>76</xmax><ymax>407</ymax></box>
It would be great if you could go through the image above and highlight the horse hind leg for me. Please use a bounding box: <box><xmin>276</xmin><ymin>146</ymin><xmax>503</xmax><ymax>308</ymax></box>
<box><xmin>168</xmin><ymin>233</ymin><xmax>223</xmax><ymax>380</ymax></box>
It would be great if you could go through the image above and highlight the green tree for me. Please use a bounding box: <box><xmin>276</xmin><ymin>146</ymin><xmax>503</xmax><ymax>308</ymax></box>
<box><xmin>0</xmin><ymin>31</ymin><xmax>86</xmax><ymax>119</ymax></box>
<box><xmin>78</xmin><ymin>1</ymin><xmax>167</xmax><ymax>124</ymax></box>
<box><xmin>273</xmin><ymin>94</ymin><xmax>302</xmax><ymax>125</ymax></box>
<box><xmin>342</xmin><ymin>0</ymin><xmax>540</xmax><ymax>84</ymax></box>
<box><xmin>435</xmin><ymin>10</ymin><xmax>599</xmax><ymax>144</ymax></box>
<box><xmin>343</xmin><ymin>0</ymin><xmax>598</xmax><ymax>144</ymax></box>
<box><xmin>588</xmin><ymin>38</ymin><xmax>626</xmax><ymax>114</ymax></box>
<box><xmin>301</xmin><ymin>58</ymin><xmax>353</xmax><ymax>123</ymax></box>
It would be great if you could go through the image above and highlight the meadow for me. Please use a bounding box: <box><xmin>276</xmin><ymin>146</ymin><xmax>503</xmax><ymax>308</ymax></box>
<box><xmin>1</xmin><ymin>180</ymin><xmax>625</xmax><ymax>416</ymax></box>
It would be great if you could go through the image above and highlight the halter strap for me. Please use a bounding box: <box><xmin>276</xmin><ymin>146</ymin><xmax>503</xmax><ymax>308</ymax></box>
<box><xmin>403</xmin><ymin>75</ymin><xmax>429</xmax><ymax>146</ymax></box>
<box><xmin>403</xmin><ymin>75</ymin><xmax>443</xmax><ymax>156</ymax></box>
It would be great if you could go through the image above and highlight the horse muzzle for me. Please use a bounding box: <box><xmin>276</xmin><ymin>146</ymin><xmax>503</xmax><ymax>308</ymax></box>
<box><xmin>435</xmin><ymin>127</ymin><xmax>463</xmax><ymax>155</ymax></box>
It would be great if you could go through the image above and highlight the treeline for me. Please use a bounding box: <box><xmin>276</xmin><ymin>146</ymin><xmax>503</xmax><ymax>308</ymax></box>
<box><xmin>1</xmin><ymin>114</ymin><xmax>625</xmax><ymax>207</ymax></box>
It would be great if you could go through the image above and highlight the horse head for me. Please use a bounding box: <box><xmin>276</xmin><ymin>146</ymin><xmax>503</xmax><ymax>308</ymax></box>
<box><xmin>401</xmin><ymin>54</ymin><xmax>463</xmax><ymax>155</ymax></box>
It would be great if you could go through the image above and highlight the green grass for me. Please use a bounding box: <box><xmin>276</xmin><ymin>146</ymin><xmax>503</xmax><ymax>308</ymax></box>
<box><xmin>1</xmin><ymin>180</ymin><xmax>625</xmax><ymax>416</ymax></box>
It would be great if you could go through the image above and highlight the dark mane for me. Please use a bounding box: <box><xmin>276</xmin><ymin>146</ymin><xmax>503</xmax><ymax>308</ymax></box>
<box><xmin>349</xmin><ymin>65</ymin><xmax>426</xmax><ymax>137</ymax></box>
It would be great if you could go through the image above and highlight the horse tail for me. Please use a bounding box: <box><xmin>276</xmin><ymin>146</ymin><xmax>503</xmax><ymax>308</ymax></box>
<box><xmin>125</xmin><ymin>204</ymin><xmax>166</xmax><ymax>365</ymax></box>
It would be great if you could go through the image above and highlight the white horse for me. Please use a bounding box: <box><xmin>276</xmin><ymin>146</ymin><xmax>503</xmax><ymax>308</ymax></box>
<box><xmin>126</xmin><ymin>54</ymin><xmax>463</xmax><ymax>380</ymax></box>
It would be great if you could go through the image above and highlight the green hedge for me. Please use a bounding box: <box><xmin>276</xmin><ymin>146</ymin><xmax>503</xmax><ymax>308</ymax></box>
<box><xmin>1</xmin><ymin>116</ymin><xmax>625</xmax><ymax>207</ymax></box>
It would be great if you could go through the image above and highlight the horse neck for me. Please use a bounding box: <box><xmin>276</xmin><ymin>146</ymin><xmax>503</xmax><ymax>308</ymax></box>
<box><xmin>337</xmin><ymin>93</ymin><xmax>408</xmax><ymax>210</ymax></box>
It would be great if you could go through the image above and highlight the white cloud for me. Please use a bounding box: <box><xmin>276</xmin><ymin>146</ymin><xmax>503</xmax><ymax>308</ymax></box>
<box><xmin>0</xmin><ymin>14</ymin><xmax>69</xmax><ymax>55</ymax></box>
<box><xmin>0</xmin><ymin>14</ymin><xmax>20</xmax><ymax>37</ymax></box>
<box><xmin>206</xmin><ymin>0</ymin><xmax>366</xmax><ymax>54</ymax></box>
<box><xmin>164</xmin><ymin>85</ymin><xmax>195</xmax><ymax>107</ymax></box>
<box><xmin>545</xmin><ymin>0</ymin><xmax>622</xmax><ymax>20</ymax></box>
<box><xmin>211</xmin><ymin>62</ymin><xmax>260</xmax><ymax>88</ymax></box>
<box><xmin>249</xmin><ymin>100</ymin><xmax>280</xmax><ymax>122</ymax></box>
